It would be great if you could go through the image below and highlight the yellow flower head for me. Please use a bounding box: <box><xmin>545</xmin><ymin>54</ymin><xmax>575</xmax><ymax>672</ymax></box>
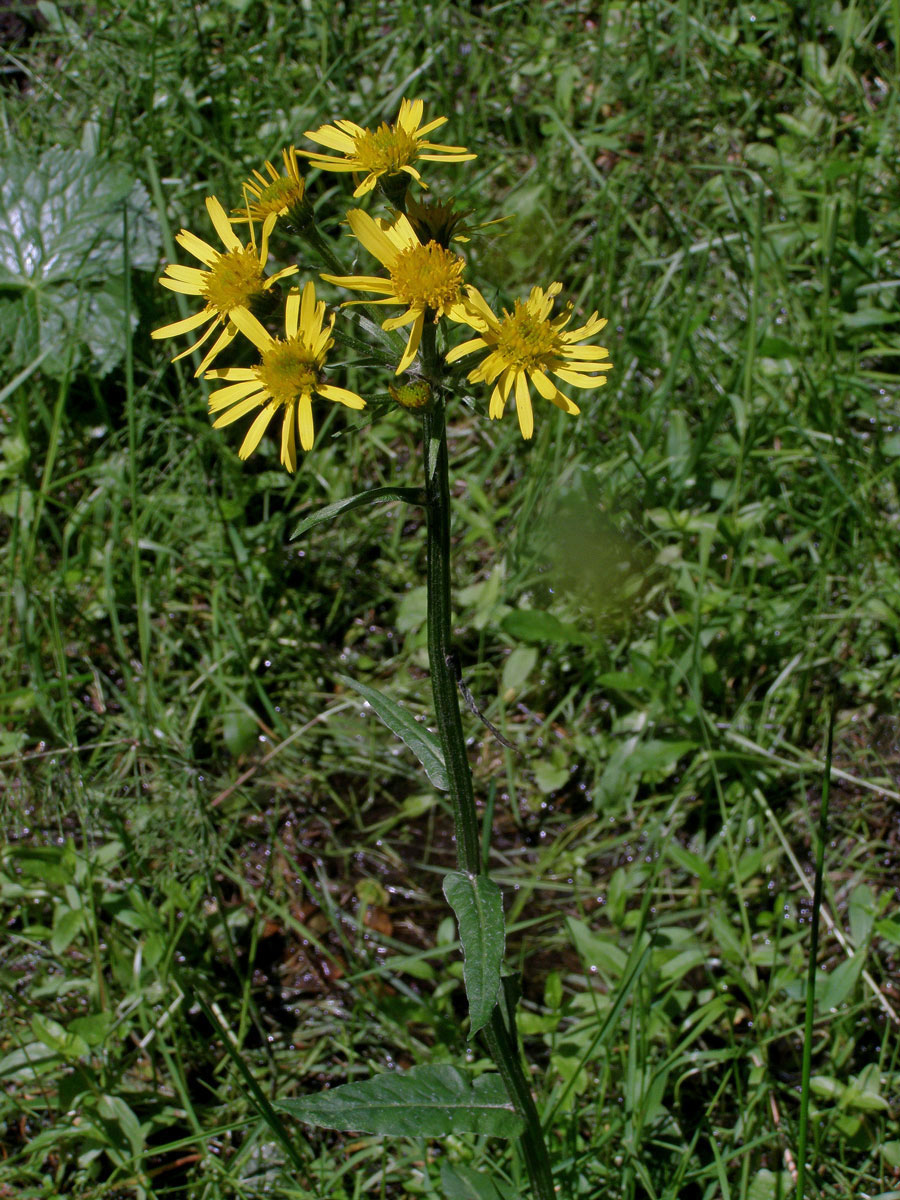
<box><xmin>152</xmin><ymin>196</ymin><xmax>297</xmax><ymax>375</ymax></box>
<box><xmin>302</xmin><ymin>97</ymin><xmax>476</xmax><ymax>199</ymax></box>
<box><xmin>447</xmin><ymin>284</ymin><xmax>613</xmax><ymax>439</ymax></box>
<box><xmin>204</xmin><ymin>281</ymin><xmax>364</xmax><ymax>473</ymax></box>
<box><xmin>232</xmin><ymin>147</ymin><xmax>310</xmax><ymax>239</ymax></box>
<box><xmin>321</xmin><ymin>209</ymin><xmax>470</xmax><ymax>375</ymax></box>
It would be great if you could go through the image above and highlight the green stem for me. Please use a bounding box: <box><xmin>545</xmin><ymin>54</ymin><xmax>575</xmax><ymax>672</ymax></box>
<box><xmin>419</xmin><ymin>320</ymin><xmax>556</xmax><ymax>1200</ymax></box>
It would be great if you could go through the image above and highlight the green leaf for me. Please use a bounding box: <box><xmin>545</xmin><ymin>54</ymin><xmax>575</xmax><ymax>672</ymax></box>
<box><xmin>501</xmin><ymin>609</ymin><xmax>584</xmax><ymax>645</ymax></box>
<box><xmin>443</xmin><ymin>871</ymin><xmax>505</xmax><ymax>1037</ymax></box>
<box><xmin>817</xmin><ymin>951</ymin><xmax>865</xmax><ymax>1012</ymax></box>
<box><xmin>440</xmin><ymin>1161</ymin><xmax>513</xmax><ymax>1200</ymax></box>
<box><xmin>0</xmin><ymin>145</ymin><xmax>158</xmax><ymax>378</ymax></box>
<box><xmin>291</xmin><ymin>486</ymin><xmax>424</xmax><ymax>538</ymax></box>
<box><xmin>338</xmin><ymin>674</ymin><xmax>447</xmax><ymax>791</ymax></box>
<box><xmin>277</xmin><ymin>1064</ymin><xmax>523</xmax><ymax>1138</ymax></box>
<box><xmin>50</xmin><ymin>906</ymin><xmax>85</xmax><ymax>955</ymax></box>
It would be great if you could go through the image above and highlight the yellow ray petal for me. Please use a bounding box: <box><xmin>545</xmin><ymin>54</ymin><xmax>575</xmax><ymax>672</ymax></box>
<box><xmin>396</xmin><ymin>310</ymin><xmax>425</xmax><ymax>374</ymax></box>
<box><xmin>445</xmin><ymin>336</ymin><xmax>487</xmax><ymax>364</ymax></box>
<box><xmin>514</xmin><ymin>370</ymin><xmax>534</xmax><ymax>439</ymax></box>
<box><xmin>208</xmin><ymin>379</ymin><xmax>265</xmax><ymax>412</ymax></box>
<box><xmin>163</xmin><ymin>263</ymin><xmax>209</xmax><ymax>285</ymax></box>
<box><xmin>159</xmin><ymin>276</ymin><xmax>205</xmax><ymax>296</ymax></box>
<box><xmin>352</xmin><ymin>173</ymin><xmax>381</xmax><ymax>198</ymax></box>
<box><xmin>382</xmin><ymin>307</ymin><xmax>419</xmax><ymax>332</ymax></box>
<box><xmin>205</xmin><ymin>367</ymin><xmax>257</xmax><ymax>381</ymax></box>
<box><xmin>238</xmin><ymin>400</ymin><xmax>280</xmax><ymax>458</ymax></box>
<box><xmin>297</xmin><ymin>394</ymin><xmax>315</xmax><ymax>451</ymax></box>
<box><xmin>151</xmin><ymin>309</ymin><xmax>212</xmax><ymax>339</ymax></box>
<box><xmin>229</xmin><ymin>307</ymin><xmax>274</xmax><ymax>355</ymax></box>
<box><xmin>316</xmin><ymin>383</ymin><xmax>365</xmax><ymax>409</ymax></box>
<box><xmin>304</xmin><ymin>125</ymin><xmax>358</xmax><ymax>153</ymax></box>
<box><xmin>320</xmin><ymin>272</ymin><xmax>396</xmax><ymax>295</ymax></box>
<box><xmin>195</xmin><ymin>323</ymin><xmax>238</xmax><ymax>375</ymax></box>
<box><xmin>415</xmin><ymin>116</ymin><xmax>448</xmax><ymax>137</ymax></box>
<box><xmin>398</xmin><ymin>98</ymin><xmax>424</xmax><ymax>131</ymax></box>
<box><xmin>347</xmin><ymin>209</ymin><xmax>400</xmax><ymax>267</ymax></box>
<box><xmin>551</xmin><ymin>368</ymin><xmax>610</xmax><ymax>390</ymax></box>
<box><xmin>206</xmin><ymin>196</ymin><xmax>242</xmax><ymax>252</ymax></box>
<box><xmin>175</xmin><ymin>229</ymin><xmax>218</xmax><ymax>264</ymax></box>
<box><xmin>281</xmin><ymin>401</ymin><xmax>297</xmax><ymax>472</ymax></box>
<box><xmin>285</xmin><ymin>288</ymin><xmax>300</xmax><ymax>339</ymax></box>
<box><xmin>212</xmin><ymin>394</ymin><xmax>267</xmax><ymax>426</ymax></box>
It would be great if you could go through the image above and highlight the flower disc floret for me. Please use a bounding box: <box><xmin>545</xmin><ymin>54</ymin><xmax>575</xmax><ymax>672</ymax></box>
<box><xmin>204</xmin><ymin>281</ymin><xmax>365</xmax><ymax>472</ymax></box>
<box><xmin>256</xmin><ymin>341</ymin><xmax>320</xmax><ymax>405</ymax></box>
<box><xmin>302</xmin><ymin>97</ymin><xmax>476</xmax><ymax>199</ymax></box>
<box><xmin>447</xmin><ymin>283</ymin><xmax>613</xmax><ymax>439</ymax></box>
<box><xmin>152</xmin><ymin>195</ymin><xmax>297</xmax><ymax>375</ymax></box>
<box><xmin>233</xmin><ymin>147</ymin><xmax>308</xmax><ymax>238</ymax></box>
<box><xmin>202</xmin><ymin>246</ymin><xmax>267</xmax><ymax>315</ymax></box>
<box><xmin>390</xmin><ymin>242</ymin><xmax>466</xmax><ymax>312</ymax></box>
<box><xmin>321</xmin><ymin>209</ymin><xmax>471</xmax><ymax>375</ymax></box>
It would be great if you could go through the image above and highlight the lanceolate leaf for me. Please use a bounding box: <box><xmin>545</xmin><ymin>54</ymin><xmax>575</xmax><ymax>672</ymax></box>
<box><xmin>291</xmin><ymin>486</ymin><xmax>425</xmax><ymax>538</ymax></box>
<box><xmin>277</xmin><ymin>1064</ymin><xmax>523</xmax><ymax>1138</ymax></box>
<box><xmin>443</xmin><ymin>871</ymin><xmax>505</xmax><ymax>1037</ymax></box>
<box><xmin>337</xmin><ymin>674</ymin><xmax>448</xmax><ymax>791</ymax></box>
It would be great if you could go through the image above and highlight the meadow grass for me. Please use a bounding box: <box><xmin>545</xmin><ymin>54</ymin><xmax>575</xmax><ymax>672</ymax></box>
<box><xmin>2</xmin><ymin>1</ymin><xmax>900</xmax><ymax>1197</ymax></box>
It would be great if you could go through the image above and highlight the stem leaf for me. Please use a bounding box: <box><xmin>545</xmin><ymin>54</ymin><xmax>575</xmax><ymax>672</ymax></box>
<box><xmin>291</xmin><ymin>486</ymin><xmax>425</xmax><ymax>539</ymax></box>
<box><xmin>277</xmin><ymin>1064</ymin><xmax>523</xmax><ymax>1138</ymax></box>
<box><xmin>443</xmin><ymin>871</ymin><xmax>505</xmax><ymax>1037</ymax></box>
<box><xmin>337</xmin><ymin>673</ymin><xmax>448</xmax><ymax>791</ymax></box>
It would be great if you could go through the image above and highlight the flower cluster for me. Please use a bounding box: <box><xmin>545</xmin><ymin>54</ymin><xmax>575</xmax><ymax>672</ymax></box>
<box><xmin>154</xmin><ymin>97</ymin><xmax>612</xmax><ymax>469</ymax></box>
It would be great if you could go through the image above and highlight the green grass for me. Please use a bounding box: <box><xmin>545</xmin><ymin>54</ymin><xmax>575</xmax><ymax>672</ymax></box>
<box><xmin>2</xmin><ymin>0</ymin><xmax>900</xmax><ymax>1196</ymax></box>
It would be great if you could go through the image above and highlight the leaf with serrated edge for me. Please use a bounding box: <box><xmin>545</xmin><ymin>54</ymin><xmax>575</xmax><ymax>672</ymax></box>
<box><xmin>292</xmin><ymin>486</ymin><xmax>424</xmax><ymax>539</ymax></box>
<box><xmin>338</xmin><ymin>674</ymin><xmax>447</xmax><ymax>791</ymax></box>
<box><xmin>277</xmin><ymin>1064</ymin><xmax>522</xmax><ymax>1138</ymax></box>
<box><xmin>443</xmin><ymin>871</ymin><xmax>505</xmax><ymax>1037</ymax></box>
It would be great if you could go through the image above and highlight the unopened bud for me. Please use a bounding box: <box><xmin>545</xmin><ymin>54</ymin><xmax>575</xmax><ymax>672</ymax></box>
<box><xmin>389</xmin><ymin>379</ymin><xmax>432</xmax><ymax>411</ymax></box>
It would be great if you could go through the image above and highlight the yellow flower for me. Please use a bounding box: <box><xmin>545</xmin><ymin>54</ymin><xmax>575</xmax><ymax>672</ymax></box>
<box><xmin>302</xmin><ymin>97</ymin><xmax>476</xmax><ymax>199</ymax></box>
<box><xmin>446</xmin><ymin>284</ymin><xmax>613</xmax><ymax>440</ymax></box>
<box><xmin>204</xmin><ymin>281</ymin><xmax>364</xmax><ymax>473</ymax></box>
<box><xmin>232</xmin><ymin>146</ymin><xmax>309</xmax><ymax>239</ymax></box>
<box><xmin>321</xmin><ymin>209</ymin><xmax>470</xmax><ymax>374</ymax></box>
<box><xmin>152</xmin><ymin>196</ymin><xmax>297</xmax><ymax>375</ymax></box>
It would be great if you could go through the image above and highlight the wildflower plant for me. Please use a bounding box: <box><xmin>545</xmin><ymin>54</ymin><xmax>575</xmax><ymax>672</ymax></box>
<box><xmin>155</xmin><ymin>98</ymin><xmax>612</xmax><ymax>1200</ymax></box>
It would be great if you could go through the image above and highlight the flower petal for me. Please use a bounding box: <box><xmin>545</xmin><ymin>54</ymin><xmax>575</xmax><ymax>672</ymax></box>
<box><xmin>282</xmin><ymin>400</ymin><xmax>297</xmax><ymax>472</ymax></box>
<box><xmin>238</xmin><ymin>400</ymin><xmax>280</xmax><ymax>458</ymax></box>
<box><xmin>316</xmin><ymin>383</ymin><xmax>365</xmax><ymax>409</ymax></box>
<box><xmin>212</xmin><ymin>393</ymin><xmax>267</xmax><ymax>426</ymax></box>
<box><xmin>304</xmin><ymin>125</ymin><xmax>358</xmax><ymax>153</ymax></box>
<box><xmin>396</xmin><ymin>310</ymin><xmax>425</xmax><ymax>374</ymax></box>
<box><xmin>175</xmin><ymin>229</ymin><xmax>218</xmax><ymax>265</ymax></box>
<box><xmin>206</xmin><ymin>196</ymin><xmax>242</xmax><ymax>252</ymax></box>
<box><xmin>151</xmin><ymin>309</ymin><xmax>212</xmax><ymax>339</ymax></box>
<box><xmin>320</xmin><ymin>272</ymin><xmax>396</xmax><ymax>295</ymax></box>
<box><xmin>229</xmin><ymin>307</ymin><xmax>274</xmax><ymax>355</ymax></box>
<box><xmin>285</xmin><ymin>288</ymin><xmax>300</xmax><ymax>339</ymax></box>
<box><xmin>514</xmin><ymin>370</ymin><xmax>535</xmax><ymax>439</ymax></box>
<box><xmin>551</xmin><ymin>368</ymin><xmax>610</xmax><ymax>390</ymax></box>
<box><xmin>347</xmin><ymin>209</ymin><xmax>400</xmax><ymax>268</ymax></box>
<box><xmin>297</xmin><ymin>394</ymin><xmax>315</xmax><ymax>451</ymax></box>
<box><xmin>195</xmin><ymin>323</ymin><xmax>238</xmax><ymax>375</ymax></box>
<box><xmin>445</xmin><ymin>335</ymin><xmax>487</xmax><ymax>364</ymax></box>
<box><xmin>208</xmin><ymin>379</ymin><xmax>265</xmax><ymax>412</ymax></box>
